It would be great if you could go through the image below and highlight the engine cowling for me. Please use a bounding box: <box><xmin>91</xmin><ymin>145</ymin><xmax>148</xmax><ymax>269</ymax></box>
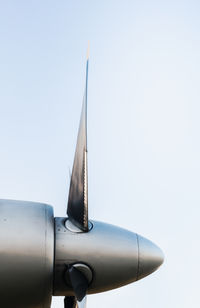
<box><xmin>0</xmin><ymin>200</ymin><xmax>54</xmax><ymax>308</ymax></box>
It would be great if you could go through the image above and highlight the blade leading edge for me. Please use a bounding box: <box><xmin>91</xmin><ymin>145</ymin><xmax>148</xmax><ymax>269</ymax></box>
<box><xmin>67</xmin><ymin>55</ymin><xmax>89</xmax><ymax>232</ymax></box>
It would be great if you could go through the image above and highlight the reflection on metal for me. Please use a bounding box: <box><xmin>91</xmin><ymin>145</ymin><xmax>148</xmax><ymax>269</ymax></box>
<box><xmin>65</xmin><ymin>219</ymin><xmax>93</xmax><ymax>233</ymax></box>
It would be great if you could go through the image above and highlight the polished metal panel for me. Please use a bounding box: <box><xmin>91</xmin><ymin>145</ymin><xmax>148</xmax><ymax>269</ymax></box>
<box><xmin>67</xmin><ymin>59</ymin><xmax>89</xmax><ymax>232</ymax></box>
<box><xmin>0</xmin><ymin>199</ymin><xmax>54</xmax><ymax>308</ymax></box>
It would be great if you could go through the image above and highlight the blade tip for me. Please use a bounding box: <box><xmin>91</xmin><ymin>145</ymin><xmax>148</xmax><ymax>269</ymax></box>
<box><xmin>86</xmin><ymin>41</ymin><xmax>90</xmax><ymax>60</ymax></box>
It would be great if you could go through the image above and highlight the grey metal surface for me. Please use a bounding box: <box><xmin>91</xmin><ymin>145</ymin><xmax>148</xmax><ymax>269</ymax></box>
<box><xmin>54</xmin><ymin>218</ymin><xmax>163</xmax><ymax>296</ymax></box>
<box><xmin>67</xmin><ymin>59</ymin><xmax>89</xmax><ymax>232</ymax></box>
<box><xmin>0</xmin><ymin>199</ymin><xmax>54</xmax><ymax>308</ymax></box>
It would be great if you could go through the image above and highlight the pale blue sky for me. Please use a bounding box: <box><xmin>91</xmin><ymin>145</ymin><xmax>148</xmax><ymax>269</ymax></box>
<box><xmin>0</xmin><ymin>1</ymin><xmax>200</xmax><ymax>307</ymax></box>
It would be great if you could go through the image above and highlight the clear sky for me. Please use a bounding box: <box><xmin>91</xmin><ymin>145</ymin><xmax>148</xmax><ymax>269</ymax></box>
<box><xmin>0</xmin><ymin>1</ymin><xmax>200</xmax><ymax>307</ymax></box>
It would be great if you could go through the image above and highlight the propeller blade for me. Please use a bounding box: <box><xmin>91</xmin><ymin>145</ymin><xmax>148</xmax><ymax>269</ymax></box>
<box><xmin>77</xmin><ymin>296</ymin><xmax>87</xmax><ymax>308</ymax></box>
<box><xmin>64</xmin><ymin>296</ymin><xmax>78</xmax><ymax>308</ymax></box>
<box><xmin>67</xmin><ymin>49</ymin><xmax>89</xmax><ymax>232</ymax></box>
<box><xmin>68</xmin><ymin>265</ymin><xmax>89</xmax><ymax>302</ymax></box>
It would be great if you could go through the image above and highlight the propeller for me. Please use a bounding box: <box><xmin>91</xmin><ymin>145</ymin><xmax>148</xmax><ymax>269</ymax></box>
<box><xmin>53</xmin><ymin>43</ymin><xmax>164</xmax><ymax>308</ymax></box>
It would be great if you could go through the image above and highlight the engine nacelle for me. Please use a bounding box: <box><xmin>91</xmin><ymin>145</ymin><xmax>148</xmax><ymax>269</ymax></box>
<box><xmin>0</xmin><ymin>200</ymin><xmax>54</xmax><ymax>308</ymax></box>
<box><xmin>0</xmin><ymin>200</ymin><xmax>163</xmax><ymax>307</ymax></box>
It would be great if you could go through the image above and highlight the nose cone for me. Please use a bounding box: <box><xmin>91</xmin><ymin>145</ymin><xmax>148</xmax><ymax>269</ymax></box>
<box><xmin>137</xmin><ymin>235</ymin><xmax>164</xmax><ymax>281</ymax></box>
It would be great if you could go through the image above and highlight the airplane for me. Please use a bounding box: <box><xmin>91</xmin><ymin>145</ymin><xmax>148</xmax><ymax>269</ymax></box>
<box><xmin>0</xmin><ymin>48</ymin><xmax>164</xmax><ymax>308</ymax></box>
